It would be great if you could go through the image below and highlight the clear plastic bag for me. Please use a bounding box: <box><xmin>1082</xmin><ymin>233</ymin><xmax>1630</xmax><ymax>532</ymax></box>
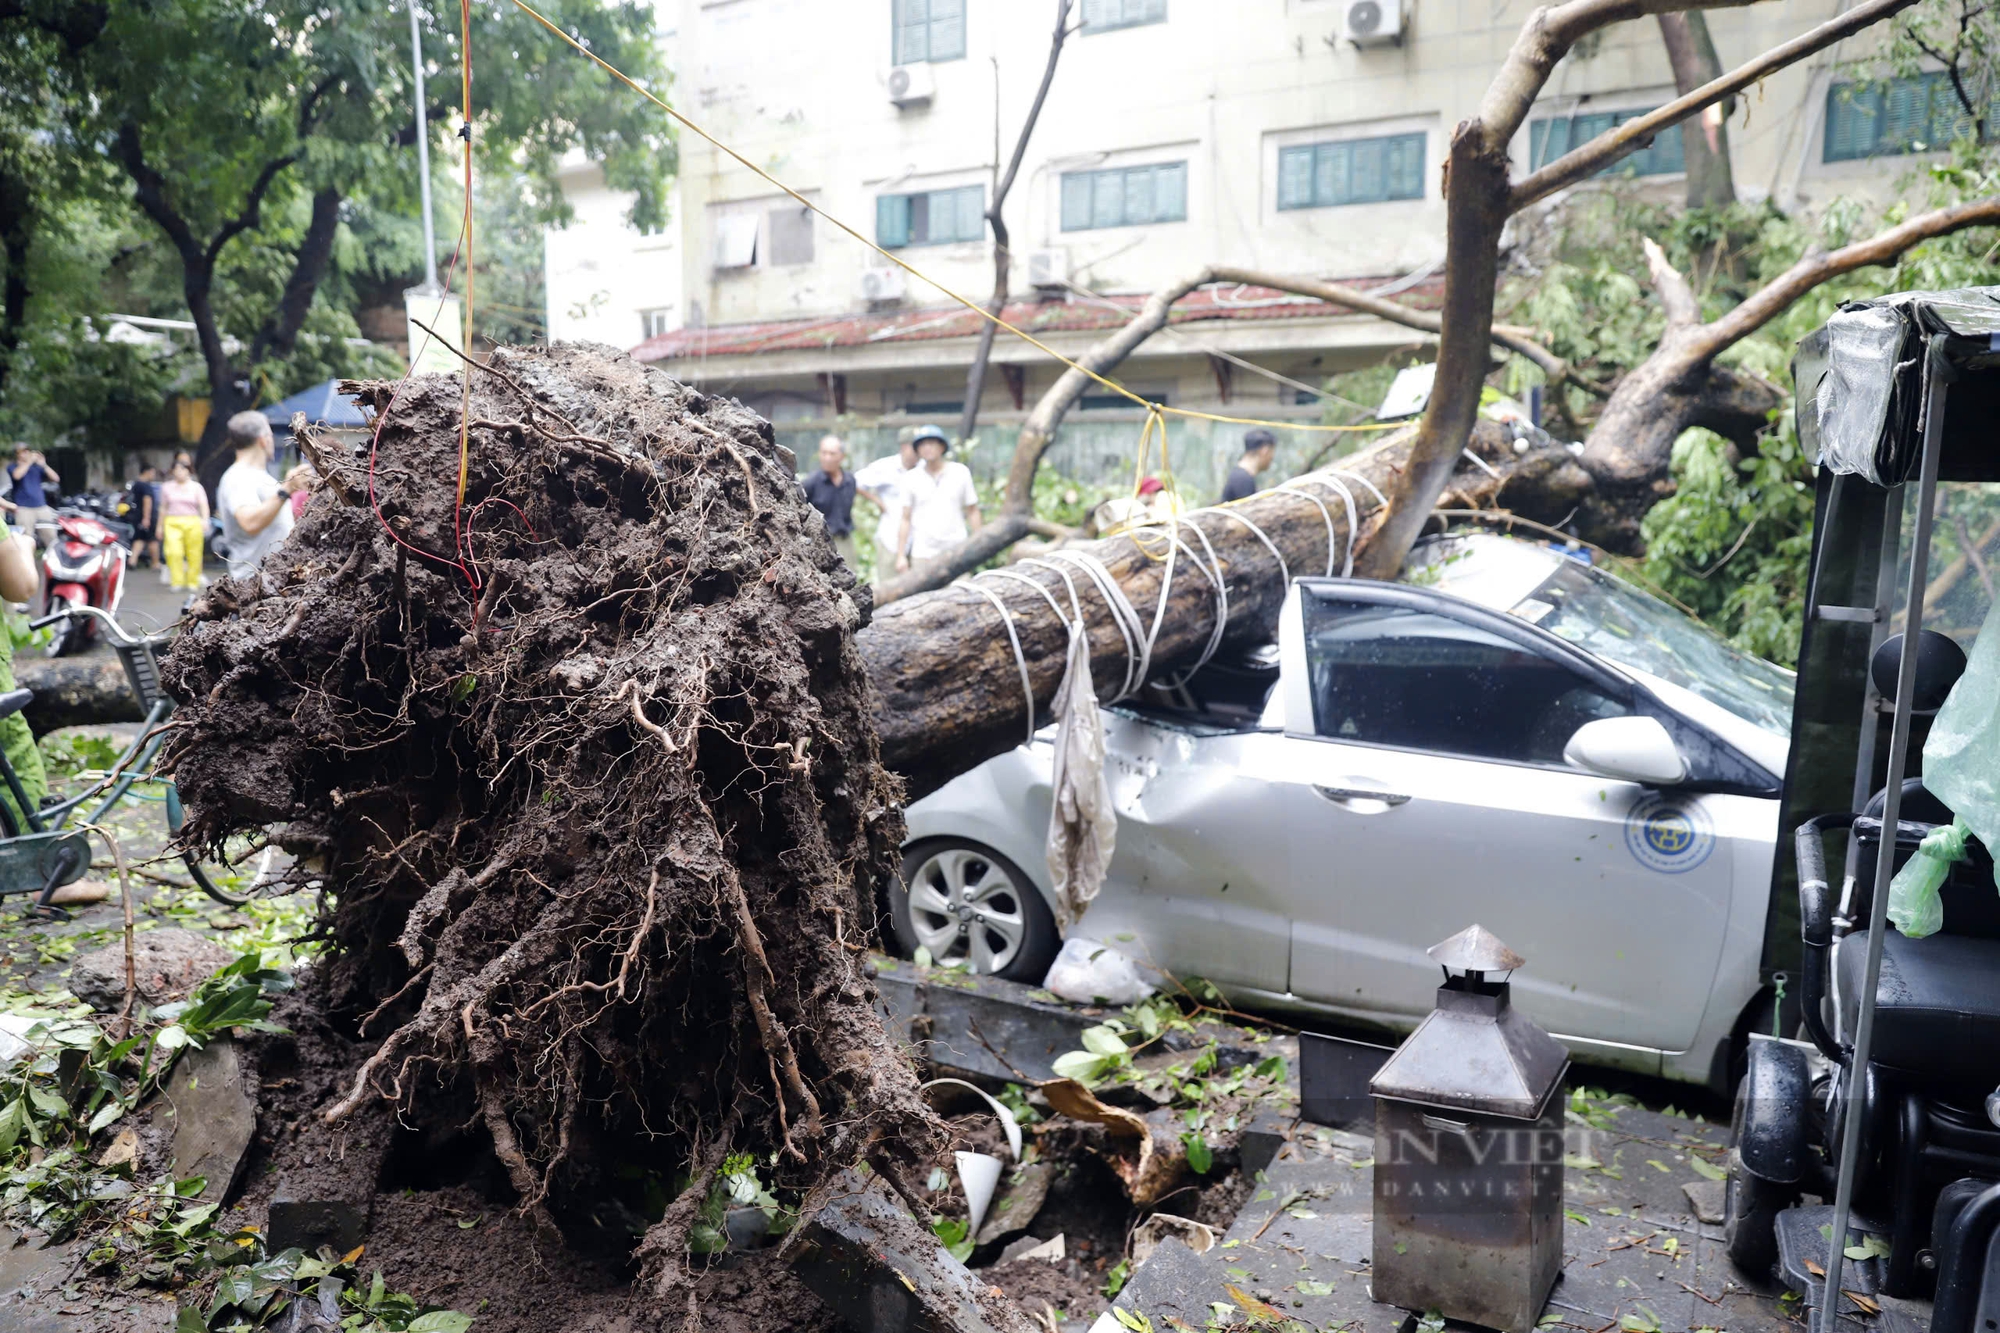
<box><xmin>1888</xmin><ymin>816</ymin><xmax>1970</xmax><ymax>938</ymax></box>
<box><xmin>1889</xmin><ymin>597</ymin><xmax>2000</xmax><ymax>936</ymax></box>
<box><xmin>1042</xmin><ymin>937</ymin><xmax>1155</xmax><ymax>1007</ymax></box>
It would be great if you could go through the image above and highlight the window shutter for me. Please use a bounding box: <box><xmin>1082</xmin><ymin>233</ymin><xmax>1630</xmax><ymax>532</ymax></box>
<box><xmin>1277</xmin><ymin>146</ymin><xmax>1313</xmax><ymax>209</ymax></box>
<box><xmin>1352</xmin><ymin>137</ymin><xmax>1389</xmax><ymax>202</ymax></box>
<box><xmin>1081</xmin><ymin>0</ymin><xmax>1117</xmax><ymax>26</ymax></box>
<box><xmin>894</xmin><ymin>0</ymin><xmax>927</xmax><ymax>63</ymax></box>
<box><xmin>1138</xmin><ymin>0</ymin><xmax>1168</xmax><ymax>22</ymax></box>
<box><xmin>876</xmin><ymin>194</ymin><xmax>910</xmax><ymax>249</ymax></box>
<box><xmin>1117</xmin><ymin>167</ymin><xmax>1149</xmax><ymax>224</ymax></box>
<box><xmin>1157</xmin><ymin>162</ymin><xmax>1187</xmax><ymax>219</ymax></box>
<box><xmin>1928</xmin><ymin>71</ymin><xmax>1974</xmax><ymax>147</ymax></box>
<box><xmin>1060</xmin><ymin>174</ymin><xmax>1090</xmax><ymax>231</ymax></box>
<box><xmin>1090</xmin><ymin>171</ymin><xmax>1122</xmax><ymax>228</ymax></box>
<box><xmin>1317</xmin><ymin>140</ymin><xmax>1349</xmax><ymax>207</ymax></box>
<box><xmin>929</xmin><ymin>0</ymin><xmax>966</xmax><ymax>60</ymax></box>
<box><xmin>1387</xmin><ymin>134</ymin><xmax>1425</xmax><ymax>199</ymax></box>
<box><xmin>1824</xmin><ymin>84</ymin><xmax>1860</xmax><ymax>161</ymax></box>
<box><xmin>957</xmin><ymin>186</ymin><xmax>987</xmax><ymax>241</ymax></box>
<box><xmin>1884</xmin><ymin>76</ymin><xmax>1926</xmax><ymax>150</ymax></box>
<box><xmin>1648</xmin><ymin>112</ymin><xmax>1684</xmax><ymax>175</ymax></box>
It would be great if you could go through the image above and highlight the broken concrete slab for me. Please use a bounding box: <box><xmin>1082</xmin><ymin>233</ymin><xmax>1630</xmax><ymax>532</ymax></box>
<box><xmin>974</xmin><ymin>1159</ymin><xmax>1052</xmax><ymax>1247</ymax></box>
<box><xmin>1682</xmin><ymin>1177</ymin><xmax>1726</xmax><ymax>1225</ymax></box>
<box><xmin>790</xmin><ymin>1169</ymin><xmax>1037</xmax><ymax>1333</ymax></box>
<box><xmin>160</xmin><ymin>1037</ymin><xmax>257</xmax><ymax>1202</ymax></box>
<box><xmin>873</xmin><ymin>954</ymin><xmax>1102</xmax><ymax>1084</ymax></box>
<box><xmin>70</xmin><ymin>927</ymin><xmax>232</xmax><ymax>1013</ymax></box>
<box><xmin>0</xmin><ymin>1229</ymin><xmax>79</xmax><ymax>1333</ymax></box>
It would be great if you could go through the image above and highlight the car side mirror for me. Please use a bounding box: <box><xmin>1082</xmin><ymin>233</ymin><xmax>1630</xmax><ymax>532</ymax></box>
<box><xmin>1563</xmin><ymin>716</ymin><xmax>1687</xmax><ymax>786</ymax></box>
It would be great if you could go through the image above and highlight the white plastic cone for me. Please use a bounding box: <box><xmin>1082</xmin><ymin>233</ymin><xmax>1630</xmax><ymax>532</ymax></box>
<box><xmin>954</xmin><ymin>1150</ymin><xmax>1004</xmax><ymax>1238</ymax></box>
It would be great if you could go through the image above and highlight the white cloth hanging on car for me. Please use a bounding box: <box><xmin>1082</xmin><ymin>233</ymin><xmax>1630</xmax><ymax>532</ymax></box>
<box><xmin>1045</xmin><ymin>616</ymin><xmax>1115</xmax><ymax>930</ymax></box>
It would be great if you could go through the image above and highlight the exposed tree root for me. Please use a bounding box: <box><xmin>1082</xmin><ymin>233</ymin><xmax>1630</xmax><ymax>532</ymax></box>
<box><xmin>160</xmin><ymin>345</ymin><xmax>943</xmax><ymax>1283</ymax></box>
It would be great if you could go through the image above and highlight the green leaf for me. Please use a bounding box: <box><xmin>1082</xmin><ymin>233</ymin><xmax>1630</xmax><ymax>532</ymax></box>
<box><xmin>1565</xmin><ymin>1208</ymin><xmax>1592</xmax><ymax>1227</ymax></box>
<box><xmin>1080</xmin><ymin>1025</ymin><xmax>1128</xmax><ymax>1057</ymax></box>
<box><xmin>87</xmin><ymin>1101</ymin><xmax>125</xmax><ymax>1135</ymax></box>
<box><xmin>1845</xmin><ymin>1234</ymin><xmax>1892</xmax><ymax>1261</ymax></box>
<box><xmin>1103</xmin><ymin>1257</ymin><xmax>1131</xmax><ymax>1298</ymax></box>
<box><xmin>1297</xmin><ymin>1278</ymin><xmax>1335</xmax><ymax>1296</ymax></box>
<box><xmin>1621</xmin><ymin>1306</ymin><xmax>1662</xmax><ymax>1333</ymax></box>
<box><xmin>154</xmin><ymin>1025</ymin><xmax>189</xmax><ymax>1052</ymax></box>
<box><xmin>1183</xmin><ymin>1133</ymin><xmax>1212</xmax><ymax>1175</ymax></box>
<box><xmin>449</xmin><ymin>672</ymin><xmax>478</xmax><ymax>702</ymax></box>
<box><xmin>1112</xmin><ymin>1308</ymin><xmax>1152</xmax><ymax>1332</ymax></box>
<box><xmin>1687</xmin><ymin>1155</ymin><xmax>1727</xmax><ymax>1181</ymax></box>
<box><xmin>1253</xmin><ymin>1054</ymin><xmax>1288</xmax><ymax>1082</ymax></box>
<box><xmin>1049</xmin><ymin>1050</ymin><xmax>1106</xmax><ymax>1083</ymax></box>
<box><xmin>409</xmin><ymin>1314</ymin><xmax>476</xmax><ymax>1333</ymax></box>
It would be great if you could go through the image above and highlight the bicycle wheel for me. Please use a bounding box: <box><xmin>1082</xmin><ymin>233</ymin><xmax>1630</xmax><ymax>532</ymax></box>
<box><xmin>167</xmin><ymin>781</ymin><xmax>280</xmax><ymax>906</ymax></box>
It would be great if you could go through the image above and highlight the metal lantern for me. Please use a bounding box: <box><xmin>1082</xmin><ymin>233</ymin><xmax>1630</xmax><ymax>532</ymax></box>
<box><xmin>1370</xmin><ymin>925</ymin><xmax>1571</xmax><ymax>1333</ymax></box>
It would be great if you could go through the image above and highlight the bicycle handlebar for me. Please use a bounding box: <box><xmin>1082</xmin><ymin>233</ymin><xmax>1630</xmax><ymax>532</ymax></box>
<box><xmin>29</xmin><ymin>603</ymin><xmax>162</xmax><ymax>649</ymax></box>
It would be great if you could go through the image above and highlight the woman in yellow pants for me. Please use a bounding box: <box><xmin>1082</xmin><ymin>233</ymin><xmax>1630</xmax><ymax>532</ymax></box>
<box><xmin>159</xmin><ymin>458</ymin><xmax>210</xmax><ymax>590</ymax></box>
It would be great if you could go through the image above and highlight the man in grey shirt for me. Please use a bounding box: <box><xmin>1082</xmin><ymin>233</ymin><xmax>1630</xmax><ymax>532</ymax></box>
<box><xmin>216</xmin><ymin>412</ymin><xmax>308</xmax><ymax>578</ymax></box>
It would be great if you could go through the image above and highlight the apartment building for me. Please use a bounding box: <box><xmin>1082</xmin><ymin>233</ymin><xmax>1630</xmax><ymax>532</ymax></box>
<box><xmin>544</xmin><ymin>0</ymin><xmax>1911</xmax><ymax>486</ymax></box>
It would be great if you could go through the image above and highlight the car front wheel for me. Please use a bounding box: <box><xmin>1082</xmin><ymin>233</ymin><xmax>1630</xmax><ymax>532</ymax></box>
<box><xmin>889</xmin><ymin>838</ymin><xmax>1058</xmax><ymax>983</ymax></box>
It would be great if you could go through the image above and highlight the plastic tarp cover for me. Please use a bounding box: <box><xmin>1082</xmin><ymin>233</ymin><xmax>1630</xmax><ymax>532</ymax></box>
<box><xmin>1813</xmin><ymin>304</ymin><xmax>1907</xmax><ymax>486</ymax></box>
<box><xmin>1889</xmin><ymin>597</ymin><xmax>2000</xmax><ymax>936</ymax></box>
<box><xmin>1044</xmin><ymin>622</ymin><xmax>1116</xmax><ymax>931</ymax></box>
<box><xmin>1808</xmin><ymin>287</ymin><xmax>2000</xmax><ymax>485</ymax></box>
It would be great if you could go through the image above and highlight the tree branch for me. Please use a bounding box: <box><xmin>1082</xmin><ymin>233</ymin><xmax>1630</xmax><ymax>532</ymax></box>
<box><xmin>1641</xmin><ymin>237</ymin><xmax>1702</xmax><ymax>330</ymax></box>
<box><xmin>1686</xmin><ymin>194</ymin><xmax>2000</xmax><ymax>362</ymax></box>
<box><xmin>1511</xmin><ymin>0</ymin><xmax>1918</xmax><ymax>209</ymax></box>
<box><xmin>1207</xmin><ymin>264</ymin><xmax>1607</xmax><ymax>397</ymax></box>
<box><xmin>250</xmin><ymin>186</ymin><xmax>343</xmax><ymax>365</ymax></box>
<box><xmin>1476</xmin><ymin>0</ymin><xmax>1769</xmax><ymax>153</ymax></box>
<box><xmin>202</xmin><ymin>152</ymin><xmax>300</xmax><ymax>271</ymax></box>
<box><xmin>960</xmin><ymin>0</ymin><xmax>1071</xmax><ymax>446</ymax></box>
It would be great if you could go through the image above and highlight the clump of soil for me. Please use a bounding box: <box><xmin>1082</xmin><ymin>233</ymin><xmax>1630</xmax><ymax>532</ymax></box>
<box><xmin>159</xmin><ymin>345</ymin><xmax>942</xmax><ymax>1290</ymax></box>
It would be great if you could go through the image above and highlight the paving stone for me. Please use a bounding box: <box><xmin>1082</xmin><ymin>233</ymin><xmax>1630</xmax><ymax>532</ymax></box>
<box><xmin>791</xmin><ymin>1169</ymin><xmax>1037</xmax><ymax>1333</ymax></box>
<box><xmin>160</xmin><ymin>1037</ymin><xmax>257</xmax><ymax>1202</ymax></box>
<box><xmin>69</xmin><ymin>927</ymin><xmax>232</xmax><ymax>1013</ymax></box>
<box><xmin>0</xmin><ymin>1230</ymin><xmax>78</xmax><ymax>1333</ymax></box>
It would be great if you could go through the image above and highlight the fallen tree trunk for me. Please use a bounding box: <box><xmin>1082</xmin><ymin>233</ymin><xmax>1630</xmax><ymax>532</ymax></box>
<box><xmin>15</xmin><ymin>654</ymin><xmax>143</xmax><ymax>732</ymax></box>
<box><xmin>864</xmin><ymin>420</ymin><xmax>1592</xmax><ymax>799</ymax></box>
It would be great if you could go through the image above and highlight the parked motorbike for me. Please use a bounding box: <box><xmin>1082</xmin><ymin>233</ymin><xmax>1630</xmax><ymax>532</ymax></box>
<box><xmin>40</xmin><ymin>508</ymin><xmax>129</xmax><ymax>656</ymax></box>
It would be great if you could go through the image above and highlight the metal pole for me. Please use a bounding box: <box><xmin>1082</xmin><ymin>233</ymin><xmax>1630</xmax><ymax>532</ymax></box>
<box><xmin>1816</xmin><ymin>336</ymin><xmax>1949</xmax><ymax>1333</ymax></box>
<box><xmin>409</xmin><ymin>0</ymin><xmax>438</xmax><ymax>291</ymax></box>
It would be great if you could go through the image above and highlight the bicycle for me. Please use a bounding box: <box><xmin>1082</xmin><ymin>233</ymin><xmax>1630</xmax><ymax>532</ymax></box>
<box><xmin>0</xmin><ymin>603</ymin><xmax>267</xmax><ymax>916</ymax></box>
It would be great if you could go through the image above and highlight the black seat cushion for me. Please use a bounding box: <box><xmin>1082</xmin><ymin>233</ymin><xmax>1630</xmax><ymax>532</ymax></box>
<box><xmin>1835</xmin><ymin>930</ymin><xmax>2000</xmax><ymax>1083</ymax></box>
<box><xmin>0</xmin><ymin>688</ymin><xmax>32</xmax><ymax>722</ymax></box>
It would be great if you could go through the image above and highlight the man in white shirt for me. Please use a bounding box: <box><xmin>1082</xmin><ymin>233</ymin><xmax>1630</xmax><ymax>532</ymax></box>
<box><xmin>894</xmin><ymin>424</ymin><xmax>982</xmax><ymax>572</ymax></box>
<box><xmin>853</xmin><ymin>434</ymin><xmax>918</xmax><ymax>576</ymax></box>
<box><xmin>216</xmin><ymin>411</ymin><xmax>308</xmax><ymax>579</ymax></box>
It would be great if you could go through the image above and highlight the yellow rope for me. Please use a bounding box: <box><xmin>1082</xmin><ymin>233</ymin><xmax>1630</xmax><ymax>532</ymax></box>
<box><xmin>504</xmin><ymin>0</ymin><xmax>1397</xmax><ymax>437</ymax></box>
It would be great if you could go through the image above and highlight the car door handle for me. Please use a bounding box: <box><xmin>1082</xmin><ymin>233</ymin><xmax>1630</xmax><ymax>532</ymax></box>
<box><xmin>1313</xmin><ymin>785</ymin><xmax>1411</xmax><ymax>810</ymax></box>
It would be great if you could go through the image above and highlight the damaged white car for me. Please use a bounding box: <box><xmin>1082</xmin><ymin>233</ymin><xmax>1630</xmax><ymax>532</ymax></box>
<box><xmin>891</xmin><ymin>533</ymin><xmax>1796</xmax><ymax>1088</ymax></box>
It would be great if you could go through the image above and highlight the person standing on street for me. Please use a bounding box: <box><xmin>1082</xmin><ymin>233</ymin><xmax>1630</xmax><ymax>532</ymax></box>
<box><xmin>159</xmin><ymin>458</ymin><xmax>210</xmax><ymax>591</ymax></box>
<box><xmin>216</xmin><ymin>412</ymin><xmax>307</xmax><ymax>580</ymax></box>
<box><xmin>893</xmin><ymin>425</ymin><xmax>982</xmax><ymax>574</ymax></box>
<box><xmin>129</xmin><ymin>464</ymin><xmax>162</xmax><ymax>571</ymax></box>
<box><xmin>854</xmin><ymin>433</ymin><xmax>919</xmax><ymax>580</ymax></box>
<box><xmin>800</xmin><ymin>435</ymin><xmax>859</xmax><ymax>568</ymax></box>
<box><xmin>8</xmin><ymin>445</ymin><xmax>58</xmax><ymax>547</ymax></box>
<box><xmin>1220</xmin><ymin>428</ymin><xmax>1277</xmax><ymax>503</ymax></box>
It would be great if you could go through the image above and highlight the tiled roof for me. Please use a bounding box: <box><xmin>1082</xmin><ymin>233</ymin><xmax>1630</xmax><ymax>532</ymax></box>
<box><xmin>631</xmin><ymin>277</ymin><xmax>1446</xmax><ymax>362</ymax></box>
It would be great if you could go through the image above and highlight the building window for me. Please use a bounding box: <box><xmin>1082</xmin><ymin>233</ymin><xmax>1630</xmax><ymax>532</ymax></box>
<box><xmin>765</xmin><ymin>205</ymin><xmax>814</xmax><ymax>266</ymax></box>
<box><xmin>1824</xmin><ymin>72</ymin><xmax>1981</xmax><ymax>161</ymax></box>
<box><xmin>876</xmin><ymin>185</ymin><xmax>986</xmax><ymax>248</ymax></box>
<box><xmin>1276</xmin><ymin>134</ymin><xmax>1426</xmax><ymax>209</ymax></box>
<box><xmin>893</xmin><ymin>0</ymin><xmax>966</xmax><ymax>64</ymax></box>
<box><xmin>1082</xmin><ymin>0</ymin><xmax>1166</xmax><ymax>32</ymax></box>
<box><xmin>1527</xmin><ymin>108</ymin><xmax>1684</xmax><ymax>177</ymax></box>
<box><xmin>640</xmin><ymin>308</ymin><xmax>673</xmax><ymax>339</ymax></box>
<box><xmin>1059</xmin><ymin>162</ymin><xmax>1188</xmax><ymax>231</ymax></box>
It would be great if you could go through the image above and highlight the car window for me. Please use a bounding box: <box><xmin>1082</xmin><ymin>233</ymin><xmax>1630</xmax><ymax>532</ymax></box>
<box><xmin>1302</xmin><ymin>595</ymin><xmax>1629</xmax><ymax>766</ymax></box>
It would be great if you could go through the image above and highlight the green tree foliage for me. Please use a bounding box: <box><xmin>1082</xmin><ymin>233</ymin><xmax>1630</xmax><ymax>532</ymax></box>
<box><xmin>3</xmin><ymin>0</ymin><xmax>673</xmax><ymax>464</ymax></box>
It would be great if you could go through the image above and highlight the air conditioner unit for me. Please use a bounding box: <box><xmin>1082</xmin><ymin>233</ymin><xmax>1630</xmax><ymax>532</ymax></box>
<box><xmin>860</xmin><ymin>266</ymin><xmax>908</xmax><ymax>304</ymax></box>
<box><xmin>887</xmin><ymin>64</ymin><xmax>935</xmax><ymax>107</ymax></box>
<box><xmin>1026</xmin><ymin>248</ymin><xmax>1070</xmax><ymax>291</ymax></box>
<box><xmin>1343</xmin><ymin>0</ymin><xmax>1405</xmax><ymax>46</ymax></box>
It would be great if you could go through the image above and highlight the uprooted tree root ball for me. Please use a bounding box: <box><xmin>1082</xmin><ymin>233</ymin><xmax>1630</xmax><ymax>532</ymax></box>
<box><xmin>158</xmin><ymin>344</ymin><xmax>944</xmax><ymax>1285</ymax></box>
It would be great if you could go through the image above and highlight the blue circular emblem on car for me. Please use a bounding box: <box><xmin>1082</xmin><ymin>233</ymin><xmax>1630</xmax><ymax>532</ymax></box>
<box><xmin>1624</xmin><ymin>796</ymin><xmax>1715</xmax><ymax>874</ymax></box>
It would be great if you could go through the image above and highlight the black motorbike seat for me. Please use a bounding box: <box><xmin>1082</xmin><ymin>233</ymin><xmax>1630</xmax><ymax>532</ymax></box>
<box><xmin>1835</xmin><ymin>929</ymin><xmax>2000</xmax><ymax>1083</ymax></box>
<box><xmin>0</xmin><ymin>688</ymin><xmax>32</xmax><ymax>722</ymax></box>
